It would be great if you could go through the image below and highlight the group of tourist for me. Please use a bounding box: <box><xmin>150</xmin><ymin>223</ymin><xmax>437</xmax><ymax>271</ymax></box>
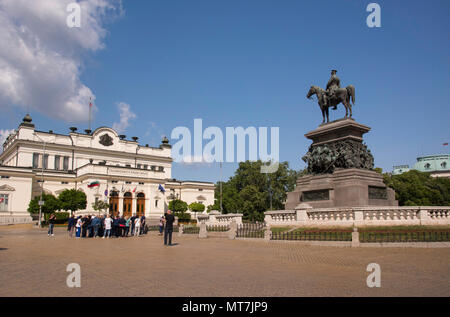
<box><xmin>47</xmin><ymin>209</ymin><xmax>176</xmax><ymax>246</ymax></box>
<box><xmin>66</xmin><ymin>214</ymin><xmax>149</xmax><ymax>238</ymax></box>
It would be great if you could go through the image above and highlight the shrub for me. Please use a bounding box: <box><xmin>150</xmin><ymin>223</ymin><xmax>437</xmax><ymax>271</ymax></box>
<box><xmin>174</xmin><ymin>212</ymin><xmax>191</xmax><ymax>221</ymax></box>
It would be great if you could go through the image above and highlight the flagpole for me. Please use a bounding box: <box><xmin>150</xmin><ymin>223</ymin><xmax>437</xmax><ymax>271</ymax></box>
<box><xmin>89</xmin><ymin>97</ymin><xmax>92</xmax><ymax>131</ymax></box>
<box><xmin>220</xmin><ymin>162</ymin><xmax>223</xmax><ymax>213</ymax></box>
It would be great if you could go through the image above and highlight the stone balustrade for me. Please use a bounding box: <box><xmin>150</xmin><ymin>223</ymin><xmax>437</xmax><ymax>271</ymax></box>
<box><xmin>0</xmin><ymin>214</ymin><xmax>33</xmax><ymax>225</ymax></box>
<box><xmin>264</xmin><ymin>205</ymin><xmax>450</xmax><ymax>227</ymax></box>
<box><xmin>196</xmin><ymin>211</ymin><xmax>243</xmax><ymax>226</ymax></box>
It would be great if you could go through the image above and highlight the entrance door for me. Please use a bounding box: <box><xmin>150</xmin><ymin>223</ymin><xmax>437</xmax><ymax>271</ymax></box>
<box><xmin>109</xmin><ymin>191</ymin><xmax>119</xmax><ymax>216</ymax></box>
<box><xmin>136</xmin><ymin>192</ymin><xmax>145</xmax><ymax>217</ymax></box>
<box><xmin>123</xmin><ymin>192</ymin><xmax>132</xmax><ymax>217</ymax></box>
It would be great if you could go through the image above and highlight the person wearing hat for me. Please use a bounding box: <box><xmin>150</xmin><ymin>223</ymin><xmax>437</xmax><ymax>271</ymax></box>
<box><xmin>325</xmin><ymin>69</ymin><xmax>340</xmax><ymax>110</ymax></box>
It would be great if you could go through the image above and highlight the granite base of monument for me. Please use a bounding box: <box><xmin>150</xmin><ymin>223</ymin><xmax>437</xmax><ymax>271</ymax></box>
<box><xmin>285</xmin><ymin>168</ymin><xmax>397</xmax><ymax>209</ymax></box>
<box><xmin>286</xmin><ymin>118</ymin><xmax>398</xmax><ymax>209</ymax></box>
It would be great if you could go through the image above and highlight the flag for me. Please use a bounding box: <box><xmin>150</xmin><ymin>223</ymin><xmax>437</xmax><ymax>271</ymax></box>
<box><xmin>89</xmin><ymin>97</ymin><xmax>92</xmax><ymax>108</ymax></box>
<box><xmin>158</xmin><ymin>184</ymin><xmax>165</xmax><ymax>193</ymax></box>
<box><xmin>444</xmin><ymin>143</ymin><xmax>448</xmax><ymax>146</ymax></box>
<box><xmin>132</xmin><ymin>186</ymin><xmax>136</xmax><ymax>193</ymax></box>
<box><xmin>104</xmin><ymin>189</ymin><xmax>108</xmax><ymax>196</ymax></box>
<box><xmin>88</xmin><ymin>181</ymin><xmax>100</xmax><ymax>188</ymax></box>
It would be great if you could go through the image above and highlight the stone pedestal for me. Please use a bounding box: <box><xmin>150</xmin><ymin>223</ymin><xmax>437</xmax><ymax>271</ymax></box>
<box><xmin>286</xmin><ymin>118</ymin><xmax>398</xmax><ymax>209</ymax></box>
<box><xmin>286</xmin><ymin>168</ymin><xmax>397</xmax><ymax>209</ymax></box>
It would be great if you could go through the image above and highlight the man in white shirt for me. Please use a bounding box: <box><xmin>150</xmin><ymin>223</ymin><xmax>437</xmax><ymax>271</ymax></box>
<box><xmin>103</xmin><ymin>215</ymin><xmax>112</xmax><ymax>238</ymax></box>
<box><xmin>134</xmin><ymin>217</ymin><xmax>141</xmax><ymax>237</ymax></box>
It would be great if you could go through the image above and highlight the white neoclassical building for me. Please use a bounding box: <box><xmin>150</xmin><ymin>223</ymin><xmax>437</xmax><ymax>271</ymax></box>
<box><xmin>0</xmin><ymin>115</ymin><xmax>215</xmax><ymax>224</ymax></box>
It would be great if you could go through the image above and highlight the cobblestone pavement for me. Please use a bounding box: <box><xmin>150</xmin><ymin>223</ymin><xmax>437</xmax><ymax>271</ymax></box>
<box><xmin>0</xmin><ymin>225</ymin><xmax>449</xmax><ymax>297</ymax></box>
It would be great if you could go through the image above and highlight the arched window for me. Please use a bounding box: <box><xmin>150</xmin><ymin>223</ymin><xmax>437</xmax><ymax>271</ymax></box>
<box><xmin>123</xmin><ymin>192</ymin><xmax>133</xmax><ymax>217</ymax></box>
<box><xmin>441</xmin><ymin>162</ymin><xmax>447</xmax><ymax>168</ymax></box>
<box><xmin>137</xmin><ymin>192</ymin><xmax>145</xmax><ymax>217</ymax></box>
<box><xmin>109</xmin><ymin>191</ymin><xmax>119</xmax><ymax>216</ymax></box>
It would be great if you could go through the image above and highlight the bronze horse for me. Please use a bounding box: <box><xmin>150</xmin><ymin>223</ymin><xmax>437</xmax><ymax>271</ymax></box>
<box><xmin>306</xmin><ymin>85</ymin><xmax>355</xmax><ymax>123</ymax></box>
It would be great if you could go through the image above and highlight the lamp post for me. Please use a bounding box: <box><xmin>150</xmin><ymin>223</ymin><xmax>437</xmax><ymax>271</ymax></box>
<box><xmin>33</xmin><ymin>133</ymin><xmax>46</xmax><ymax>228</ymax></box>
<box><xmin>220</xmin><ymin>162</ymin><xmax>223</xmax><ymax>213</ymax></box>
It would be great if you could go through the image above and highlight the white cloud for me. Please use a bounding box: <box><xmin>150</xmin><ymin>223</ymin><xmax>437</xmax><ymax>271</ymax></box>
<box><xmin>0</xmin><ymin>0</ymin><xmax>123</xmax><ymax>122</ymax></box>
<box><xmin>179</xmin><ymin>154</ymin><xmax>215</xmax><ymax>167</ymax></box>
<box><xmin>0</xmin><ymin>129</ymin><xmax>15</xmax><ymax>151</ymax></box>
<box><xmin>112</xmin><ymin>102</ymin><xmax>136</xmax><ymax>133</ymax></box>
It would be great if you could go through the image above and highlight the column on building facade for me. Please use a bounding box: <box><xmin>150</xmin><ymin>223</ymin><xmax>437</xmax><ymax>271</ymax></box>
<box><xmin>118</xmin><ymin>194</ymin><xmax>124</xmax><ymax>216</ymax></box>
<box><xmin>132</xmin><ymin>195</ymin><xmax>137</xmax><ymax>216</ymax></box>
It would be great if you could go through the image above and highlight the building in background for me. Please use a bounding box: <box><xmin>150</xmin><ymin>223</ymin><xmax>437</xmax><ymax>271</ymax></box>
<box><xmin>0</xmin><ymin>115</ymin><xmax>214</xmax><ymax>224</ymax></box>
<box><xmin>393</xmin><ymin>154</ymin><xmax>450</xmax><ymax>178</ymax></box>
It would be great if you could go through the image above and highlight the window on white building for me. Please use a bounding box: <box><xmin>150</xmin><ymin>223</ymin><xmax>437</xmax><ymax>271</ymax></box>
<box><xmin>0</xmin><ymin>194</ymin><xmax>9</xmax><ymax>212</ymax></box>
<box><xmin>32</xmin><ymin>153</ymin><xmax>39</xmax><ymax>168</ymax></box>
<box><xmin>63</xmin><ymin>157</ymin><xmax>69</xmax><ymax>171</ymax></box>
<box><xmin>43</xmin><ymin>154</ymin><xmax>49</xmax><ymax>169</ymax></box>
<box><xmin>55</xmin><ymin>156</ymin><xmax>60</xmax><ymax>170</ymax></box>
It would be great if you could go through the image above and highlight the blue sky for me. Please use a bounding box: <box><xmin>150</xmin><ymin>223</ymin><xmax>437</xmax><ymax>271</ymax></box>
<box><xmin>1</xmin><ymin>0</ymin><xmax>449</xmax><ymax>183</ymax></box>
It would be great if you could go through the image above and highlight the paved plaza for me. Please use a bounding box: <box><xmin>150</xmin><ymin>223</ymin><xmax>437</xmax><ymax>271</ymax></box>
<box><xmin>0</xmin><ymin>224</ymin><xmax>449</xmax><ymax>297</ymax></box>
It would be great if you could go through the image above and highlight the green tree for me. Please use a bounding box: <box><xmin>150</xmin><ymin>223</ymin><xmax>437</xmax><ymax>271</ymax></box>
<box><xmin>206</xmin><ymin>203</ymin><xmax>218</xmax><ymax>212</ymax></box>
<box><xmin>58</xmin><ymin>189</ymin><xmax>87</xmax><ymax>216</ymax></box>
<box><xmin>28</xmin><ymin>194</ymin><xmax>61</xmax><ymax>214</ymax></box>
<box><xmin>92</xmin><ymin>200</ymin><xmax>109</xmax><ymax>215</ymax></box>
<box><xmin>189</xmin><ymin>202</ymin><xmax>205</xmax><ymax>213</ymax></box>
<box><xmin>168</xmin><ymin>199</ymin><xmax>188</xmax><ymax>212</ymax></box>
<box><xmin>383</xmin><ymin>170</ymin><xmax>450</xmax><ymax>206</ymax></box>
<box><xmin>213</xmin><ymin>160</ymin><xmax>302</xmax><ymax>221</ymax></box>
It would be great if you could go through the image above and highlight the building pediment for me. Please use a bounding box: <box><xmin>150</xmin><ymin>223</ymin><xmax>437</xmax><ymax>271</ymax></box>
<box><xmin>0</xmin><ymin>184</ymin><xmax>15</xmax><ymax>191</ymax></box>
<box><xmin>196</xmin><ymin>195</ymin><xmax>206</xmax><ymax>201</ymax></box>
<box><xmin>92</xmin><ymin>127</ymin><xmax>120</xmax><ymax>149</ymax></box>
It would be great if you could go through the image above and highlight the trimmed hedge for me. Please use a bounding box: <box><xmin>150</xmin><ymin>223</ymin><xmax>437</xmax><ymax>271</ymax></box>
<box><xmin>43</xmin><ymin>212</ymin><xmax>70</xmax><ymax>225</ymax></box>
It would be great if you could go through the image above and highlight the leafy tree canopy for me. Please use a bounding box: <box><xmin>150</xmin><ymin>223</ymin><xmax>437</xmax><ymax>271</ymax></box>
<box><xmin>214</xmin><ymin>160</ymin><xmax>302</xmax><ymax>221</ymax></box>
<box><xmin>189</xmin><ymin>202</ymin><xmax>205</xmax><ymax>212</ymax></box>
<box><xmin>383</xmin><ymin>170</ymin><xmax>450</xmax><ymax>206</ymax></box>
<box><xmin>92</xmin><ymin>200</ymin><xmax>109</xmax><ymax>213</ymax></box>
<box><xmin>168</xmin><ymin>199</ymin><xmax>188</xmax><ymax>212</ymax></box>
<box><xmin>58</xmin><ymin>189</ymin><xmax>87</xmax><ymax>215</ymax></box>
<box><xmin>28</xmin><ymin>193</ymin><xmax>61</xmax><ymax>214</ymax></box>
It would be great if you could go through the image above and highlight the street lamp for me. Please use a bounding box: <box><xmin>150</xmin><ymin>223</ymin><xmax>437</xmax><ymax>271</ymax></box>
<box><xmin>33</xmin><ymin>133</ymin><xmax>46</xmax><ymax>228</ymax></box>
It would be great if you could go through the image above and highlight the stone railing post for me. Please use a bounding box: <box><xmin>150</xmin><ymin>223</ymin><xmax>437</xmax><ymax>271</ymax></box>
<box><xmin>178</xmin><ymin>224</ymin><xmax>184</xmax><ymax>237</ymax></box>
<box><xmin>228</xmin><ymin>220</ymin><xmax>237</xmax><ymax>240</ymax></box>
<box><xmin>419</xmin><ymin>208</ymin><xmax>430</xmax><ymax>226</ymax></box>
<box><xmin>264</xmin><ymin>225</ymin><xmax>272</xmax><ymax>241</ymax></box>
<box><xmin>354</xmin><ymin>209</ymin><xmax>364</xmax><ymax>227</ymax></box>
<box><xmin>351</xmin><ymin>227</ymin><xmax>360</xmax><ymax>247</ymax></box>
<box><xmin>199</xmin><ymin>222</ymin><xmax>207</xmax><ymax>238</ymax></box>
<box><xmin>264</xmin><ymin>214</ymin><xmax>272</xmax><ymax>225</ymax></box>
<box><xmin>295</xmin><ymin>203</ymin><xmax>312</xmax><ymax>224</ymax></box>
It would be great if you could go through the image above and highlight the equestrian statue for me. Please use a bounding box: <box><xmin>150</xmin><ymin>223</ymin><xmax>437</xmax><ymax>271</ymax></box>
<box><xmin>306</xmin><ymin>70</ymin><xmax>355</xmax><ymax>124</ymax></box>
